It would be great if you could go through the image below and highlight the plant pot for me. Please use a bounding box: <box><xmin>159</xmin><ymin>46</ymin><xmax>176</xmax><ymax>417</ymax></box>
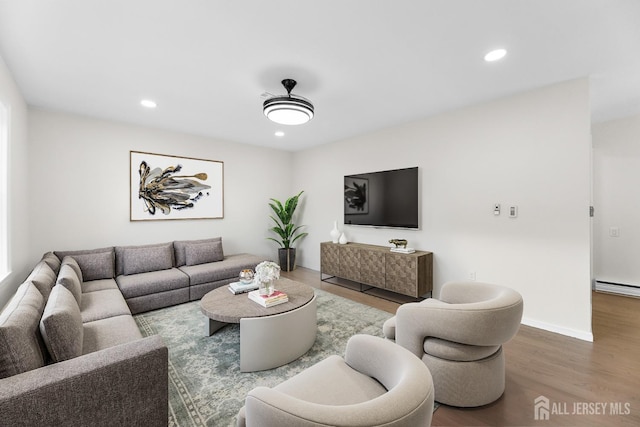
<box><xmin>278</xmin><ymin>248</ymin><xmax>296</xmax><ymax>272</ymax></box>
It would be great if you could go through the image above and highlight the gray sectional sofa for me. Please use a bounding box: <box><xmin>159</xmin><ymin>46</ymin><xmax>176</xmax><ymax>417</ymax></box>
<box><xmin>0</xmin><ymin>237</ymin><xmax>263</xmax><ymax>426</ymax></box>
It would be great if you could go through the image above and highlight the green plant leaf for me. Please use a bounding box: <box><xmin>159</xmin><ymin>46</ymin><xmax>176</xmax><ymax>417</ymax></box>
<box><xmin>269</xmin><ymin>202</ymin><xmax>287</xmax><ymax>224</ymax></box>
<box><xmin>269</xmin><ymin>215</ymin><xmax>284</xmax><ymax>228</ymax></box>
<box><xmin>269</xmin><ymin>226</ymin><xmax>287</xmax><ymax>238</ymax></box>
<box><xmin>266</xmin><ymin>237</ymin><xmax>284</xmax><ymax>247</ymax></box>
<box><xmin>290</xmin><ymin>232</ymin><xmax>309</xmax><ymax>246</ymax></box>
<box><xmin>269</xmin><ymin>198</ymin><xmax>284</xmax><ymax>212</ymax></box>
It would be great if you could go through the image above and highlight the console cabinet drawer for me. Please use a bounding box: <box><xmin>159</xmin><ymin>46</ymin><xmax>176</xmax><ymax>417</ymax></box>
<box><xmin>360</xmin><ymin>249</ymin><xmax>385</xmax><ymax>286</ymax></box>
<box><xmin>320</xmin><ymin>243</ymin><xmax>339</xmax><ymax>276</ymax></box>
<box><xmin>339</xmin><ymin>245</ymin><xmax>361</xmax><ymax>282</ymax></box>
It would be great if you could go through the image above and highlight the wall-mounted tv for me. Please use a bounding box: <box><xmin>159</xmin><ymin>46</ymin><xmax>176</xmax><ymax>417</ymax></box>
<box><xmin>344</xmin><ymin>166</ymin><xmax>419</xmax><ymax>229</ymax></box>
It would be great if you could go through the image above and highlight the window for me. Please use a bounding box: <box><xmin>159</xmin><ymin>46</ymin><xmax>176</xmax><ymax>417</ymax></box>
<box><xmin>0</xmin><ymin>102</ymin><xmax>8</xmax><ymax>280</ymax></box>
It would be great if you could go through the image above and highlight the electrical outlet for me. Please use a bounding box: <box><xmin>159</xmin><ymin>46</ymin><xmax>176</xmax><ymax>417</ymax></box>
<box><xmin>468</xmin><ymin>271</ymin><xmax>476</xmax><ymax>281</ymax></box>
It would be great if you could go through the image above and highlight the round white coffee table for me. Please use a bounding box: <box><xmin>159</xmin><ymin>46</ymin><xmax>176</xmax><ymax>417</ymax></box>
<box><xmin>200</xmin><ymin>277</ymin><xmax>317</xmax><ymax>372</ymax></box>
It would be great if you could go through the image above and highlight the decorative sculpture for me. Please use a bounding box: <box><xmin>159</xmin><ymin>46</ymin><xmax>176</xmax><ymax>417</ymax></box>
<box><xmin>389</xmin><ymin>239</ymin><xmax>408</xmax><ymax>248</ymax></box>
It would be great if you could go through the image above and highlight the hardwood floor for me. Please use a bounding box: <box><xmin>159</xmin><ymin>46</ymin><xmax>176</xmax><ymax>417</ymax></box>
<box><xmin>282</xmin><ymin>267</ymin><xmax>640</xmax><ymax>426</ymax></box>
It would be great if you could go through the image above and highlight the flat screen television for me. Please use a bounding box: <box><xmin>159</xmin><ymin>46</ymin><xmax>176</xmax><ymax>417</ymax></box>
<box><xmin>344</xmin><ymin>167</ymin><xmax>419</xmax><ymax>229</ymax></box>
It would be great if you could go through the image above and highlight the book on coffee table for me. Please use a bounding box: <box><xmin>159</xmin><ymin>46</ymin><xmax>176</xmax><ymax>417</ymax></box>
<box><xmin>228</xmin><ymin>281</ymin><xmax>259</xmax><ymax>294</ymax></box>
<box><xmin>248</xmin><ymin>289</ymin><xmax>289</xmax><ymax>308</ymax></box>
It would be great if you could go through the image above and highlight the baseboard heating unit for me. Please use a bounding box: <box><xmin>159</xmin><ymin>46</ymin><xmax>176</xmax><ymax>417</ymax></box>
<box><xmin>595</xmin><ymin>280</ymin><xmax>640</xmax><ymax>297</ymax></box>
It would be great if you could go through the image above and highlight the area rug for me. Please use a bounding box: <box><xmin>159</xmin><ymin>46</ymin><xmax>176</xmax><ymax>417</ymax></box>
<box><xmin>134</xmin><ymin>288</ymin><xmax>394</xmax><ymax>427</ymax></box>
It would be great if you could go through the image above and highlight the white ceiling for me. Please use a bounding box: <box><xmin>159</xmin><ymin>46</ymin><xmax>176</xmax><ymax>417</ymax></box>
<box><xmin>1</xmin><ymin>0</ymin><xmax>639</xmax><ymax>151</ymax></box>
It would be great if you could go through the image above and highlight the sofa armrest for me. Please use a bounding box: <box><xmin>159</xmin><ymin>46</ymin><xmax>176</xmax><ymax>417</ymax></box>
<box><xmin>0</xmin><ymin>335</ymin><xmax>168</xmax><ymax>427</ymax></box>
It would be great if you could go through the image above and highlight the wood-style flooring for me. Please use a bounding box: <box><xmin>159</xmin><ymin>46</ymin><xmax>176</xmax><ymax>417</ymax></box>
<box><xmin>282</xmin><ymin>267</ymin><xmax>640</xmax><ymax>426</ymax></box>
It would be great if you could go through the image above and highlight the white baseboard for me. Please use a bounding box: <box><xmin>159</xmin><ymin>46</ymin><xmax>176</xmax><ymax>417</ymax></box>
<box><xmin>521</xmin><ymin>317</ymin><xmax>593</xmax><ymax>342</ymax></box>
<box><xmin>595</xmin><ymin>281</ymin><xmax>640</xmax><ymax>298</ymax></box>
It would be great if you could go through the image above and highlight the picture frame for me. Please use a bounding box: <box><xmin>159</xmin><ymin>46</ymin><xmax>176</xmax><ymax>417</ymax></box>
<box><xmin>344</xmin><ymin>177</ymin><xmax>368</xmax><ymax>214</ymax></box>
<box><xmin>130</xmin><ymin>151</ymin><xmax>224</xmax><ymax>221</ymax></box>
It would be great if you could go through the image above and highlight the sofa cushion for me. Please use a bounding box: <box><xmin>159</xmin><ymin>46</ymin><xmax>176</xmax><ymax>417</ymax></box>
<box><xmin>423</xmin><ymin>337</ymin><xmax>500</xmax><ymax>362</ymax></box>
<box><xmin>57</xmin><ymin>263</ymin><xmax>83</xmax><ymax>305</ymax></box>
<box><xmin>179</xmin><ymin>253</ymin><xmax>262</xmax><ymax>286</ymax></box>
<box><xmin>62</xmin><ymin>256</ymin><xmax>84</xmax><ymax>283</ymax></box>
<box><xmin>81</xmin><ymin>278</ymin><xmax>119</xmax><ymax>294</ymax></box>
<box><xmin>0</xmin><ymin>282</ymin><xmax>46</xmax><ymax>379</ymax></box>
<box><xmin>274</xmin><ymin>354</ymin><xmax>387</xmax><ymax>404</ymax></box>
<box><xmin>40</xmin><ymin>251</ymin><xmax>62</xmax><ymax>275</ymax></box>
<box><xmin>116</xmin><ymin>268</ymin><xmax>189</xmax><ymax>299</ymax></box>
<box><xmin>80</xmin><ymin>289</ymin><xmax>131</xmax><ymax>323</ymax></box>
<box><xmin>26</xmin><ymin>261</ymin><xmax>57</xmax><ymax>300</ymax></box>
<box><xmin>82</xmin><ymin>315</ymin><xmax>143</xmax><ymax>354</ymax></box>
<box><xmin>185</xmin><ymin>240</ymin><xmax>224</xmax><ymax>266</ymax></box>
<box><xmin>174</xmin><ymin>237</ymin><xmax>222</xmax><ymax>267</ymax></box>
<box><xmin>39</xmin><ymin>285</ymin><xmax>83</xmax><ymax>362</ymax></box>
<box><xmin>54</xmin><ymin>246</ymin><xmax>115</xmax><ymax>280</ymax></box>
<box><xmin>116</xmin><ymin>243</ymin><xmax>174</xmax><ymax>276</ymax></box>
<box><xmin>68</xmin><ymin>250</ymin><xmax>115</xmax><ymax>281</ymax></box>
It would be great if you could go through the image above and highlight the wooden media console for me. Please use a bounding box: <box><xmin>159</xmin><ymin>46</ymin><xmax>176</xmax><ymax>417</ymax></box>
<box><xmin>320</xmin><ymin>242</ymin><xmax>433</xmax><ymax>298</ymax></box>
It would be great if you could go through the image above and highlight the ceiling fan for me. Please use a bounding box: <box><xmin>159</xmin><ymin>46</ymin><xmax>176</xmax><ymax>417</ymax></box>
<box><xmin>262</xmin><ymin>79</ymin><xmax>314</xmax><ymax>125</ymax></box>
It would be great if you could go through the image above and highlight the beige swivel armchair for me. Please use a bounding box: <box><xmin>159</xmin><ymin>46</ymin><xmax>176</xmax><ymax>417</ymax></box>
<box><xmin>237</xmin><ymin>334</ymin><xmax>435</xmax><ymax>427</ymax></box>
<box><xmin>383</xmin><ymin>281</ymin><xmax>523</xmax><ymax>407</ymax></box>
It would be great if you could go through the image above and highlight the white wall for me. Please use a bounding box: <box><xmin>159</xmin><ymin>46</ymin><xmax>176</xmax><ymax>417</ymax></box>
<box><xmin>3</xmin><ymin>75</ymin><xmax>594</xmax><ymax>339</ymax></box>
<box><xmin>592</xmin><ymin>114</ymin><xmax>640</xmax><ymax>286</ymax></box>
<box><xmin>294</xmin><ymin>79</ymin><xmax>593</xmax><ymax>340</ymax></box>
<box><xmin>0</xmin><ymin>56</ymin><xmax>30</xmax><ymax>308</ymax></box>
<box><xmin>27</xmin><ymin>109</ymin><xmax>291</xmax><ymax>264</ymax></box>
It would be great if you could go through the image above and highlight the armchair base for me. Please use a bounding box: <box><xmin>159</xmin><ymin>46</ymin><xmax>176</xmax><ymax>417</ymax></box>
<box><xmin>423</xmin><ymin>347</ymin><xmax>505</xmax><ymax>407</ymax></box>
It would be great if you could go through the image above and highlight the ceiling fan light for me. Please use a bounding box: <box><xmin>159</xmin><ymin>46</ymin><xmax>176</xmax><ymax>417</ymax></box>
<box><xmin>264</xmin><ymin>97</ymin><xmax>314</xmax><ymax>125</ymax></box>
<box><xmin>263</xmin><ymin>79</ymin><xmax>314</xmax><ymax>125</ymax></box>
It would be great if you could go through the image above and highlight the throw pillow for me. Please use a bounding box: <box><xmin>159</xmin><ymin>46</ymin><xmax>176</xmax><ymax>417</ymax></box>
<box><xmin>174</xmin><ymin>237</ymin><xmax>222</xmax><ymax>266</ymax></box>
<box><xmin>185</xmin><ymin>240</ymin><xmax>224</xmax><ymax>266</ymax></box>
<box><xmin>56</xmin><ymin>263</ymin><xmax>83</xmax><ymax>305</ymax></box>
<box><xmin>62</xmin><ymin>256</ymin><xmax>84</xmax><ymax>283</ymax></box>
<box><xmin>122</xmin><ymin>244</ymin><xmax>173</xmax><ymax>275</ymax></box>
<box><xmin>115</xmin><ymin>243</ymin><xmax>175</xmax><ymax>276</ymax></box>
<box><xmin>40</xmin><ymin>251</ymin><xmax>62</xmax><ymax>274</ymax></box>
<box><xmin>69</xmin><ymin>251</ymin><xmax>115</xmax><ymax>281</ymax></box>
<box><xmin>26</xmin><ymin>261</ymin><xmax>57</xmax><ymax>300</ymax></box>
<box><xmin>39</xmin><ymin>285</ymin><xmax>83</xmax><ymax>362</ymax></box>
<box><xmin>0</xmin><ymin>282</ymin><xmax>46</xmax><ymax>379</ymax></box>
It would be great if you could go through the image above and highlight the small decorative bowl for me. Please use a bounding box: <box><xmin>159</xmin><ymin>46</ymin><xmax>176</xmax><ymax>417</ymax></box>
<box><xmin>239</xmin><ymin>269</ymin><xmax>254</xmax><ymax>284</ymax></box>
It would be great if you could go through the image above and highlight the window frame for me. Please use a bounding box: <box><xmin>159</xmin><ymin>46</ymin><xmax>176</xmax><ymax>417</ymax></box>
<box><xmin>0</xmin><ymin>101</ymin><xmax>9</xmax><ymax>280</ymax></box>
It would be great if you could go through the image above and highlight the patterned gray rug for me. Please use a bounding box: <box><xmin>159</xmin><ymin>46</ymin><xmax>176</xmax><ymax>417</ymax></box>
<box><xmin>134</xmin><ymin>288</ymin><xmax>394</xmax><ymax>427</ymax></box>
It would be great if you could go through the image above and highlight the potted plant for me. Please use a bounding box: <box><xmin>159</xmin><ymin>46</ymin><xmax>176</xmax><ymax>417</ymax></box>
<box><xmin>267</xmin><ymin>190</ymin><xmax>308</xmax><ymax>271</ymax></box>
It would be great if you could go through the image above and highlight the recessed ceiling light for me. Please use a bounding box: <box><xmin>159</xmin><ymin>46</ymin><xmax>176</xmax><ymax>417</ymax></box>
<box><xmin>140</xmin><ymin>99</ymin><xmax>157</xmax><ymax>108</ymax></box>
<box><xmin>484</xmin><ymin>48</ymin><xmax>507</xmax><ymax>62</ymax></box>
<box><xmin>275</xmin><ymin>131</ymin><xmax>285</xmax><ymax>137</ymax></box>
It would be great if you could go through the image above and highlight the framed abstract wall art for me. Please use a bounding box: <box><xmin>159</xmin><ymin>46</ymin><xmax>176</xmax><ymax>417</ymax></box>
<box><xmin>130</xmin><ymin>151</ymin><xmax>224</xmax><ymax>221</ymax></box>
